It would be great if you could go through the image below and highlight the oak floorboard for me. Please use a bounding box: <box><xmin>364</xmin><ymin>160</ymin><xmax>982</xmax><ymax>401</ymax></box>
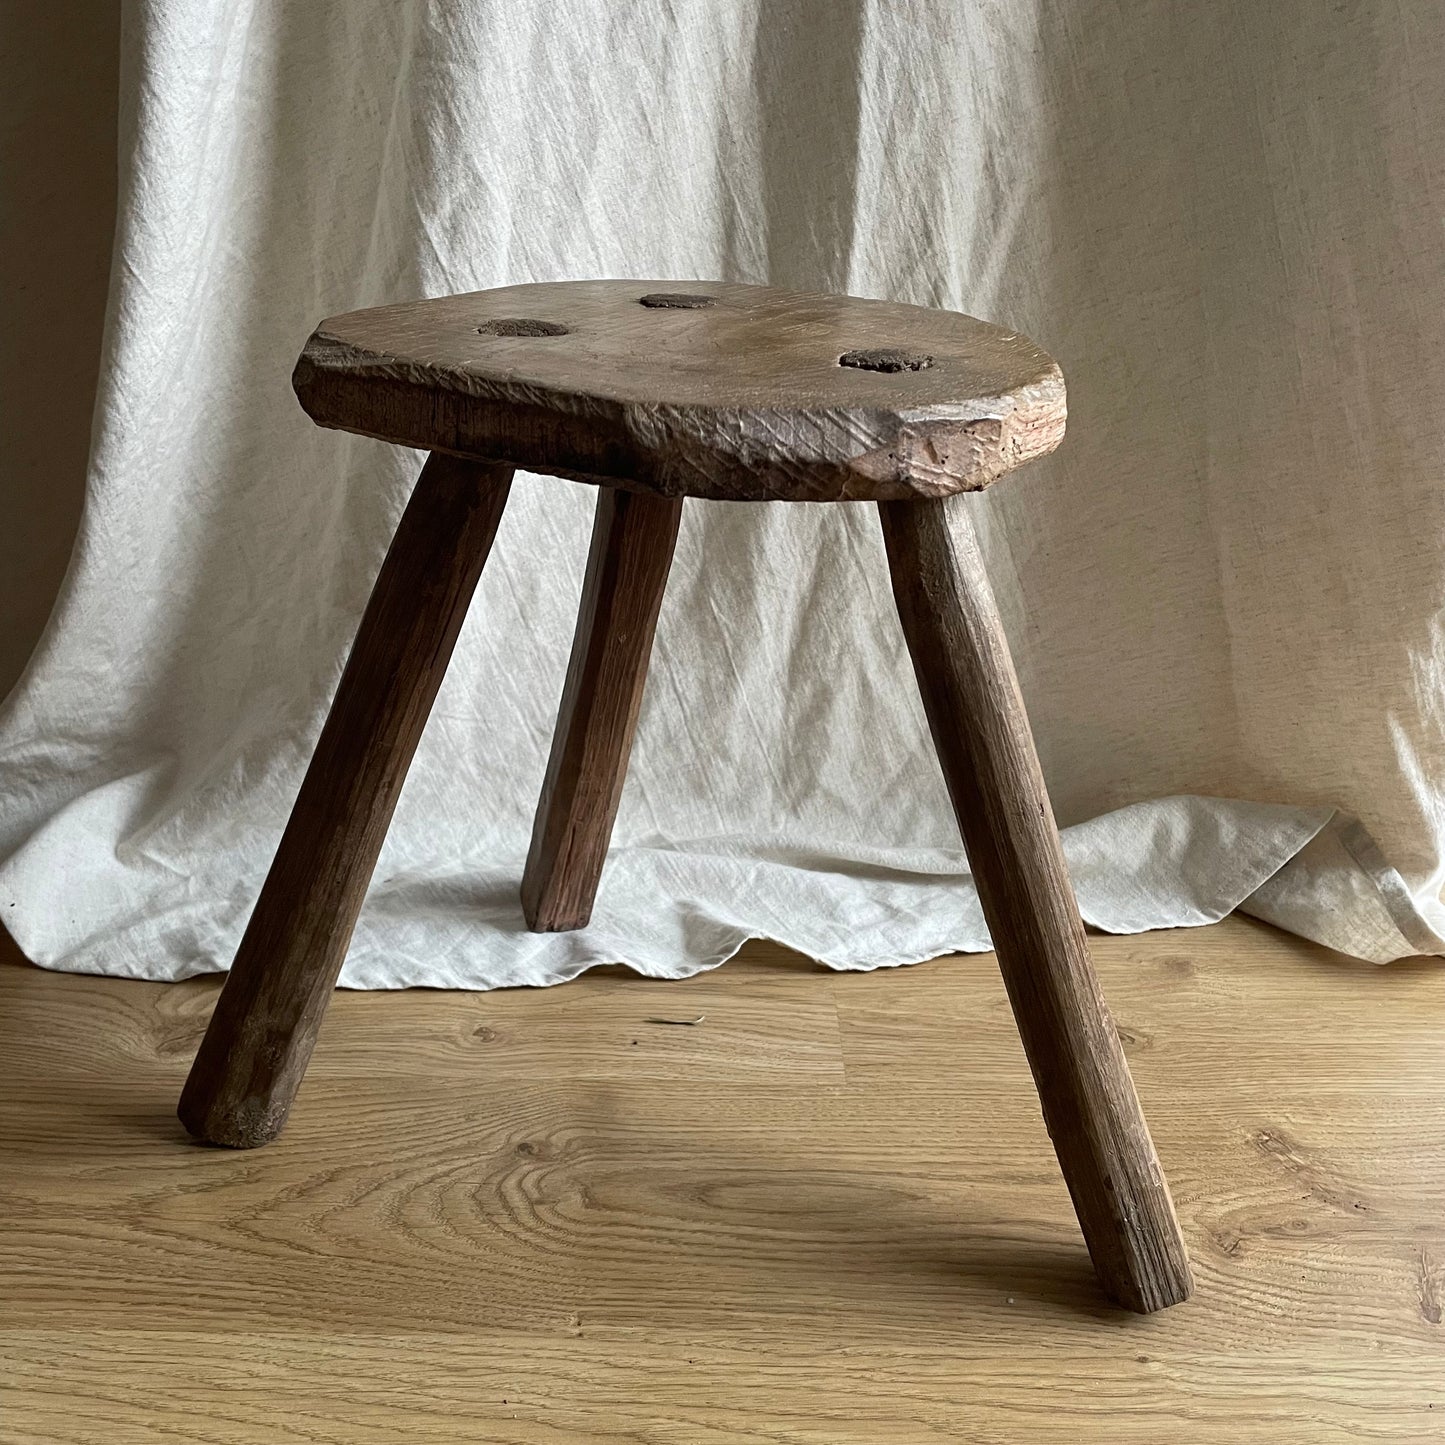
<box><xmin>2</xmin><ymin>959</ymin><xmax>842</xmax><ymax>1087</ymax></box>
<box><xmin>3</xmin><ymin>916</ymin><xmax>1443</xmax><ymax>1442</ymax></box>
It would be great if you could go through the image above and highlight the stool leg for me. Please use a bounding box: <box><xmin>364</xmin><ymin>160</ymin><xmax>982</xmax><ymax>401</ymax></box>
<box><xmin>522</xmin><ymin>487</ymin><xmax>683</xmax><ymax>931</ymax></box>
<box><xmin>877</xmin><ymin>497</ymin><xmax>1192</xmax><ymax>1313</ymax></box>
<box><xmin>178</xmin><ymin>454</ymin><xmax>513</xmax><ymax>1147</ymax></box>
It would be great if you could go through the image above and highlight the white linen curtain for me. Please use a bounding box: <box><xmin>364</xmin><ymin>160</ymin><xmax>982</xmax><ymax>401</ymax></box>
<box><xmin>2</xmin><ymin>0</ymin><xmax>1442</xmax><ymax>985</ymax></box>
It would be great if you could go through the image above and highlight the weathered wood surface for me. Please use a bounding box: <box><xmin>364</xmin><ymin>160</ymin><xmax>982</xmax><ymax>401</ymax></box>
<box><xmin>6</xmin><ymin>917</ymin><xmax>1445</xmax><ymax>1442</ymax></box>
<box><xmin>522</xmin><ymin>488</ymin><xmax>683</xmax><ymax>931</ymax></box>
<box><xmin>878</xmin><ymin>497</ymin><xmax>1192</xmax><ymax>1313</ymax></box>
<box><xmin>293</xmin><ymin>280</ymin><xmax>1066</xmax><ymax>502</ymax></box>
<box><xmin>177</xmin><ymin>454</ymin><xmax>513</xmax><ymax>1148</ymax></box>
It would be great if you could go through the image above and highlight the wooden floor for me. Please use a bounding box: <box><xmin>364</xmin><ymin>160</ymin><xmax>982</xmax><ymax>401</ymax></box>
<box><xmin>2</xmin><ymin>915</ymin><xmax>1443</xmax><ymax>1443</ymax></box>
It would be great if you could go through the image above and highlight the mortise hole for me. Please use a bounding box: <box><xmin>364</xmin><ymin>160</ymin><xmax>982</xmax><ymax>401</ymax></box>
<box><xmin>839</xmin><ymin>347</ymin><xmax>934</xmax><ymax>373</ymax></box>
<box><xmin>638</xmin><ymin>292</ymin><xmax>716</xmax><ymax>310</ymax></box>
<box><xmin>476</xmin><ymin>318</ymin><xmax>569</xmax><ymax>337</ymax></box>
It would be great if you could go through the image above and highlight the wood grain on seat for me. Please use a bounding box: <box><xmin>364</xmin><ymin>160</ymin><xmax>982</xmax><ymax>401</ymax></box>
<box><xmin>293</xmin><ymin>280</ymin><xmax>1065</xmax><ymax>502</ymax></box>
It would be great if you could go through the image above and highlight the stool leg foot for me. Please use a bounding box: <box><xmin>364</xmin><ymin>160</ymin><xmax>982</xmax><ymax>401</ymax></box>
<box><xmin>178</xmin><ymin>455</ymin><xmax>513</xmax><ymax>1148</ymax></box>
<box><xmin>522</xmin><ymin>488</ymin><xmax>683</xmax><ymax>931</ymax></box>
<box><xmin>877</xmin><ymin>497</ymin><xmax>1192</xmax><ymax>1313</ymax></box>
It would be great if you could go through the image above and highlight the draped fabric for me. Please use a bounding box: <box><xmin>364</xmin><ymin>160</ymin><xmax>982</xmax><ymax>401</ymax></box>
<box><xmin>3</xmin><ymin>0</ymin><xmax>1443</xmax><ymax>985</ymax></box>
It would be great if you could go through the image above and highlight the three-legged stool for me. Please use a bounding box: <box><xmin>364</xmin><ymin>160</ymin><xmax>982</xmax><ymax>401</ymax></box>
<box><xmin>178</xmin><ymin>280</ymin><xmax>1192</xmax><ymax>1312</ymax></box>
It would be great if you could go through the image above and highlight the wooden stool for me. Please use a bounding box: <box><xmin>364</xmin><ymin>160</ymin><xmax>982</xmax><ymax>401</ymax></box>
<box><xmin>178</xmin><ymin>280</ymin><xmax>1192</xmax><ymax>1312</ymax></box>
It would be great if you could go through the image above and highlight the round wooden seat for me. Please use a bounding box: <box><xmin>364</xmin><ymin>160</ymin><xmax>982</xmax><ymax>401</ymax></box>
<box><xmin>293</xmin><ymin>280</ymin><xmax>1066</xmax><ymax>502</ymax></box>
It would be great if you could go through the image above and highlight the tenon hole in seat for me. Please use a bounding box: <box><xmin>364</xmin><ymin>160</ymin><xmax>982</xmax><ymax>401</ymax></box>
<box><xmin>839</xmin><ymin>347</ymin><xmax>934</xmax><ymax>373</ymax></box>
<box><xmin>477</xmin><ymin>318</ymin><xmax>569</xmax><ymax>337</ymax></box>
<box><xmin>638</xmin><ymin>293</ymin><xmax>715</xmax><ymax>309</ymax></box>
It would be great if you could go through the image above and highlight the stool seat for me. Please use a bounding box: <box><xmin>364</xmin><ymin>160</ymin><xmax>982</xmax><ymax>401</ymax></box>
<box><xmin>293</xmin><ymin>280</ymin><xmax>1066</xmax><ymax>501</ymax></box>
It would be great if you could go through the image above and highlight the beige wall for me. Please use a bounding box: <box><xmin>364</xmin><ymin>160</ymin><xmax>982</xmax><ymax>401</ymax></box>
<box><xmin>1</xmin><ymin>2</ymin><xmax>121</xmax><ymax>701</ymax></box>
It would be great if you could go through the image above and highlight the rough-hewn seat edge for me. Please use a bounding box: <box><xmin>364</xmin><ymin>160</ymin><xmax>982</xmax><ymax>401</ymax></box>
<box><xmin>292</xmin><ymin>331</ymin><xmax>1067</xmax><ymax>502</ymax></box>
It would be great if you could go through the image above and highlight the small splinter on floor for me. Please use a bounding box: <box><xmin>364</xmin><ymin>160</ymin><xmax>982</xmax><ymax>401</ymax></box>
<box><xmin>642</xmin><ymin>1014</ymin><xmax>705</xmax><ymax>1026</ymax></box>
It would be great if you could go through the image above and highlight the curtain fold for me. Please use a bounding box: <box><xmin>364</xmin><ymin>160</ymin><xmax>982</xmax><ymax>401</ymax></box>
<box><xmin>2</xmin><ymin>0</ymin><xmax>1442</xmax><ymax>983</ymax></box>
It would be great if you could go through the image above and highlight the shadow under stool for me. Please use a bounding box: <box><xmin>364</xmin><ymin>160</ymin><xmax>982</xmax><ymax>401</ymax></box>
<box><xmin>177</xmin><ymin>279</ymin><xmax>1193</xmax><ymax>1314</ymax></box>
